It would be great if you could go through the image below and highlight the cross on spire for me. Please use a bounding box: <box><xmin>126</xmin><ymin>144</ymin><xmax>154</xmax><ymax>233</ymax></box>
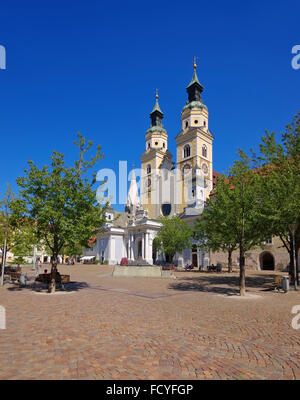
<box><xmin>193</xmin><ymin>56</ymin><xmax>198</xmax><ymax>70</ymax></box>
<box><xmin>186</xmin><ymin>57</ymin><xmax>203</xmax><ymax>103</ymax></box>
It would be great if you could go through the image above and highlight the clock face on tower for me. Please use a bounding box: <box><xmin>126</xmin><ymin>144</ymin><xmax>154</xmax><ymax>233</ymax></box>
<box><xmin>183</xmin><ymin>163</ymin><xmax>191</xmax><ymax>175</ymax></box>
<box><xmin>202</xmin><ymin>163</ymin><xmax>208</xmax><ymax>175</ymax></box>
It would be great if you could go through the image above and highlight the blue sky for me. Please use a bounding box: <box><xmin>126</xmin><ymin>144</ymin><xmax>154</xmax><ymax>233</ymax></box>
<box><xmin>0</xmin><ymin>0</ymin><xmax>299</xmax><ymax>211</ymax></box>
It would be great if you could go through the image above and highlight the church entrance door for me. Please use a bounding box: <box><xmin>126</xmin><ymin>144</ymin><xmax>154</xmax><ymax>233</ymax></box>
<box><xmin>138</xmin><ymin>240</ymin><xmax>142</xmax><ymax>258</ymax></box>
<box><xmin>192</xmin><ymin>253</ymin><xmax>198</xmax><ymax>269</ymax></box>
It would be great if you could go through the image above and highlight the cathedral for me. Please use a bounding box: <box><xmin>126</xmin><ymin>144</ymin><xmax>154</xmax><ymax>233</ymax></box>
<box><xmin>84</xmin><ymin>61</ymin><xmax>215</xmax><ymax>268</ymax></box>
<box><xmin>82</xmin><ymin>62</ymin><xmax>294</xmax><ymax>272</ymax></box>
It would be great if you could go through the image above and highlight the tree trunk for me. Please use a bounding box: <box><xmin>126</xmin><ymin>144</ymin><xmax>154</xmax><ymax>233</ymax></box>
<box><xmin>297</xmin><ymin>252</ymin><xmax>299</xmax><ymax>286</ymax></box>
<box><xmin>228</xmin><ymin>250</ymin><xmax>233</xmax><ymax>273</ymax></box>
<box><xmin>48</xmin><ymin>255</ymin><xmax>58</xmax><ymax>293</ymax></box>
<box><xmin>296</xmin><ymin>241</ymin><xmax>299</xmax><ymax>285</ymax></box>
<box><xmin>239</xmin><ymin>248</ymin><xmax>246</xmax><ymax>296</ymax></box>
<box><xmin>289</xmin><ymin>237</ymin><xmax>298</xmax><ymax>287</ymax></box>
<box><xmin>288</xmin><ymin>250</ymin><xmax>294</xmax><ymax>281</ymax></box>
<box><xmin>170</xmin><ymin>253</ymin><xmax>175</xmax><ymax>270</ymax></box>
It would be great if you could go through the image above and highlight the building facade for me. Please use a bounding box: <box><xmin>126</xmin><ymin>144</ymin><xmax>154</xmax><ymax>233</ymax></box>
<box><xmin>84</xmin><ymin>63</ymin><xmax>293</xmax><ymax>271</ymax></box>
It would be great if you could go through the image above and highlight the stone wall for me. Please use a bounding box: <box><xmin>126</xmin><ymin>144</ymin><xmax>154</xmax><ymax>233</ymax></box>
<box><xmin>210</xmin><ymin>236</ymin><xmax>292</xmax><ymax>271</ymax></box>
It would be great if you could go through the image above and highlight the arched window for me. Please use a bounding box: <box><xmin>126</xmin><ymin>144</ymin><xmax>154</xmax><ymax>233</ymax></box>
<box><xmin>183</xmin><ymin>144</ymin><xmax>191</xmax><ymax>158</ymax></box>
<box><xmin>161</xmin><ymin>203</ymin><xmax>171</xmax><ymax>216</ymax></box>
<box><xmin>202</xmin><ymin>144</ymin><xmax>207</xmax><ymax>158</ymax></box>
<box><xmin>146</xmin><ymin>164</ymin><xmax>151</xmax><ymax>174</ymax></box>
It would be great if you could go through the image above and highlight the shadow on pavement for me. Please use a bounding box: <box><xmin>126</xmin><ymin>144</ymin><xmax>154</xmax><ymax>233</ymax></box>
<box><xmin>6</xmin><ymin>280</ymin><xmax>90</xmax><ymax>293</ymax></box>
<box><xmin>169</xmin><ymin>273</ymin><xmax>277</xmax><ymax>295</ymax></box>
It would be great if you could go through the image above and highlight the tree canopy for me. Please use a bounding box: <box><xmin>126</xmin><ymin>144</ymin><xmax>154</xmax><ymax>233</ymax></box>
<box><xmin>155</xmin><ymin>216</ymin><xmax>192</xmax><ymax>263</ymax></box>
<box><xmin>11</xmin><ymin>134</ymin><xmax>108</xmax><ymax>292</ymax></box>
<box><xmin>194</xmin><ymin>152</ymin><xmax>268</xmax><ymax>295</ymax></box>
<box><xmin>194</xmin><ymin>111</ymin><xmax>300</xmax><ymax>293</ymax></box>
<box><xmin>251</xmin><ymin>111</ymin><xmax>300</xmax><ymax>282</ymax></box>
<box><xmin>194</xmin><ymin>174</ymin><xmax>239</xmax><ymax>272</ymax></box>
<box><xmin>0</xmin><ymin>186</ymin><xmax>36</xmax><ymax>261</ymax></box>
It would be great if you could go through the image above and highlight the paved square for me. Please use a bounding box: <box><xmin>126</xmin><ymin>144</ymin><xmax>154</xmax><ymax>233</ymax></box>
<box><xmin>0</xmin><ymin>265</ymin><xmax>300</xmax><ymax>380</ymax></box>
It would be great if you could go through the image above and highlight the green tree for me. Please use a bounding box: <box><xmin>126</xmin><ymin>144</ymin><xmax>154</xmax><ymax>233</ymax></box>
<box><xmin>0</xmin><ymin>186</ymin><xmax>14</xmax><ymax>268</ymax></box>
<box><xmin>11</xmin><ymin>134</ymin><xmax>107</xmax><ymax>292</ymax></box>
<box><xmin>223</xmin><ymin>155</ymin><xmax>268</xmax><ymax>296</ymax></box>
<box><xmin>252</xmin><ymin>111</ymin><xmax>300</xmax><ymax>285</ymax></box>
<box><xmin>0</xmin><ymin>185</ymin><xmax>36</xmax><ymax>283</ymax></box>
<box><xmin>195</xmin><ymin>153</ymin><xmax>267</xmax><ymax>295</ymax></box>
<box><xmin>62</xmin><ymin>242</ymin><xmax>83</xmax><ymax>264</ymax></box>
<box><xmin>11</xmin><ymin>220</ymin><xmax>37</xmax><ymax>259</ymax></box>
<box><xmin>155</xmin><ymin>216</ymin><xmax>192</xmax><ymax>264</ymax></box>
<box><xmin>0</xmin><ymin>185</ymin><xmax>14</xmax><ymax>284</ymax></box>
<box><xmin>194</xmin><ymin>176</ymin><xmax>239</xmax><ymax>273</ymax></box>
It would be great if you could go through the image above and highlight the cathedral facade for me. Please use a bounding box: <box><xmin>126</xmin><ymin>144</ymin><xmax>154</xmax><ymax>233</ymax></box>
<box><xmin>83</xmin><ymin>63</ymin><xmax>293</xmax><ymax>272</ymax></box>
<box><xmin>85</xmin><ymin>62</ymin><xmax>213</xmax><ymax>267</ymax></box>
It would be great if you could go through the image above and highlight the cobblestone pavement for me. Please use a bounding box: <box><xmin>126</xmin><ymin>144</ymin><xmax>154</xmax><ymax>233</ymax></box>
<box><xmin>0</xmin><ymin>265</ymin><xmax>300</xmax><ymax>380</ymax></box>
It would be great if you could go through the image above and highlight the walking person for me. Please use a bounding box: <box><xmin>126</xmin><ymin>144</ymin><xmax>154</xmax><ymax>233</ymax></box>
<box><xmin>35</xmin><ymin>258</ymin><xmax>41</xmax><ymax>277</ymax></box>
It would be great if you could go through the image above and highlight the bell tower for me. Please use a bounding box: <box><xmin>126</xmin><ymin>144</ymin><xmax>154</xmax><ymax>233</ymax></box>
<box><xmin>141</xmin><ymin>90</ymin><xmax>173</xmax><ymax>219</ymax></box>
<box><xmin>175</xmin><ymin>59</ymin><xmax>214</xmax><ymax>214</ymax></box>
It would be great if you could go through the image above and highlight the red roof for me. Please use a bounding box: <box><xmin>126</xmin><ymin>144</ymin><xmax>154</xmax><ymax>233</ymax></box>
<box><xmin>88</xmin><ymin>236</ymin><xmax>97</xmax><ymax>244</ymax></box>
<box><xmin>212</xmin><ymin>170</ymin><xmax>222</xmax><ymax>186</ymax></box>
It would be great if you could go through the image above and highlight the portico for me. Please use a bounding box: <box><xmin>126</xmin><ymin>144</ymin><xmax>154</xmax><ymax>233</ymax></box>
<box><xmin>126</xmin><ymin>220</ymin><xmax>161</xmax><ymax>265</ymax></box>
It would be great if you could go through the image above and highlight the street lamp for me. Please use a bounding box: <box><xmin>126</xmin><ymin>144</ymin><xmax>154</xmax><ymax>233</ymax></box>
<box><xmin>0</xmin><ymin>229</ymin><xmax>7</xmax><ymax>286</ymax></box>
<box><xmin>289</xmin><ymin>223</ymin><xmax>298</xmax><ymax>291</ymax></box>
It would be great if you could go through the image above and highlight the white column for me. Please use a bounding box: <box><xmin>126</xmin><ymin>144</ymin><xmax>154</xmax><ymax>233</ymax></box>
<box><xmin>142</xmin><ymin>234</ymin><xmax>145</xmax><ymax>259</ymax></box>
<box><xmin>130</xmin><ymin>234</ymin><xmax>134</xmax><ymax>260</ymax></box>
<box><xmin>145</xmin><ymin>232</ymin><xmax>152</xmax><ymax>264</ymax></box>
<box><xmin>129</xmin><ymin>234</ymin><xmax>132</xmax><ymax>260</ymax></box>
<box><xmin>128</xmin><ymin>235</ymin><xmax>130</xmax><ymax>259</ymax></box>
<box><xmin>144</xmin><ymin>233</ymin><xmax>148</xmax><ymax>261</ymax></box>
<box><xmin>107</xmin><ymin>237</ymin><xmax>111</xmax><ymax>263</ymax></box>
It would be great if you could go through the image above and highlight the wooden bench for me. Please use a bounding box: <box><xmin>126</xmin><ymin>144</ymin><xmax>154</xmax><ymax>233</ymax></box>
<box><xmin>8</xmin><ymin>272</ymin><xmax>22</xmax><ymax>283</ymax></box>
<box><xmin>35</xmin><ymin>273</ymin><xmax>70</xmax><ymax>289</ymax></box>
<box><xmin>208</xmin><ymin>265</ymin><xmax>217</xmax><ymax>272</ymax></box>
<box><xmin>61</xmin><ymin>275</ymin><xmax>70</xmax><ymax>284</ymax></box>
<box><xmin>35</xmin><ymin>273</ymin><xmax>50</xmax><ymax>283</ymax></box>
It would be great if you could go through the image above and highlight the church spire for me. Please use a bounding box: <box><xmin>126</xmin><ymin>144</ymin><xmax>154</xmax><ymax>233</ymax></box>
<box><xmin>150</xmin><ymin>89</ymin><xmax>164</xmax><ymax>128</ymax></box>
<box><xmin>186</xmin><ymin>58</ymin><xmax>203</xmax><ymax>103</ymax></box>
